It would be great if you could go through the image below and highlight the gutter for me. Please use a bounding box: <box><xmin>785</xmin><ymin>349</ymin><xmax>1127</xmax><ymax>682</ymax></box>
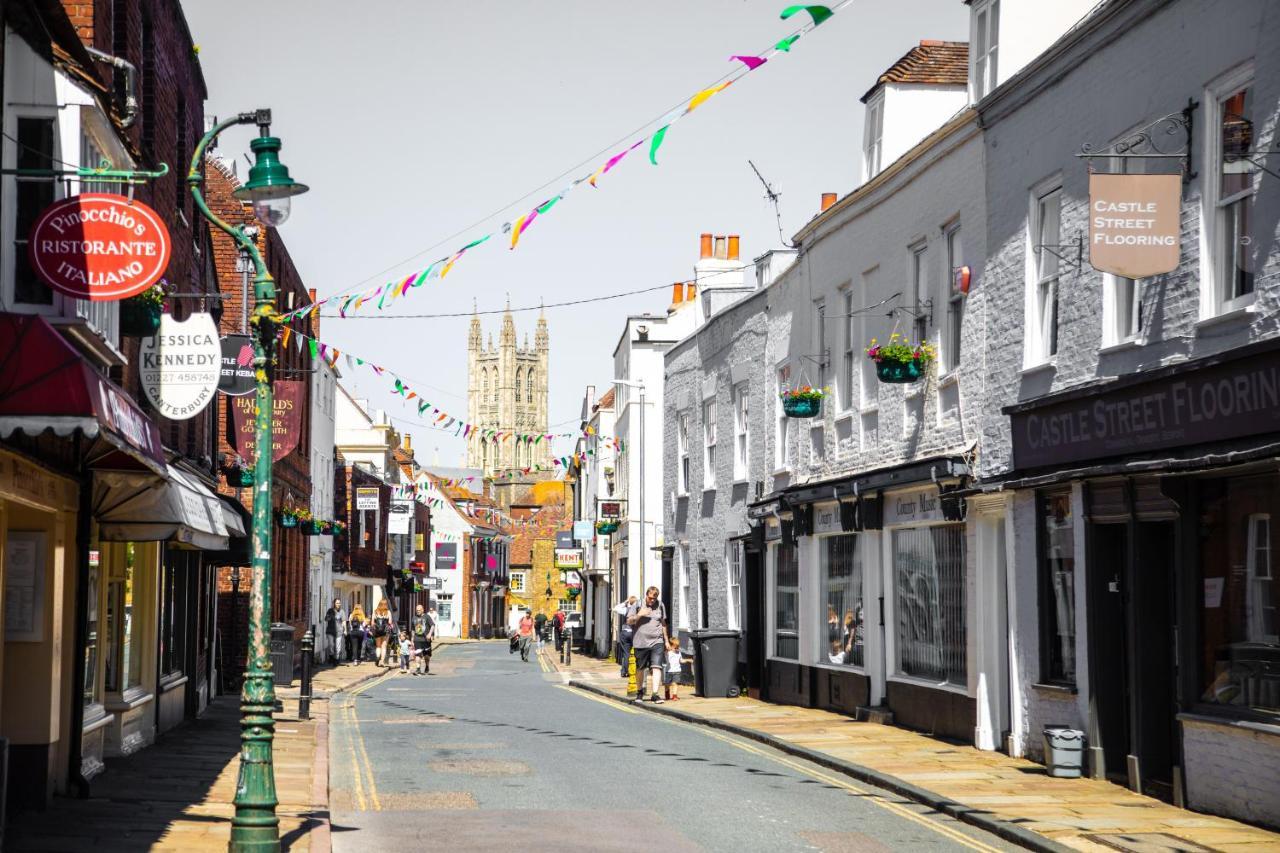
<box><xmin>84</xmin><ymin>46</ymin><xmax>137</xmax><ymax>128</ymax></box>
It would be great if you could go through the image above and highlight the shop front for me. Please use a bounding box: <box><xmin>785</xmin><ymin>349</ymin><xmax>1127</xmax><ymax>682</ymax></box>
<box><xmin>1004</xmin><ymin>340</ymin><xmax>1280</xmax><ymax>823</ymax></box>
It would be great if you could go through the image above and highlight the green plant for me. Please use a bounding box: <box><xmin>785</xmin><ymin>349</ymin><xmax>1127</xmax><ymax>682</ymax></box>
<box><xmin>865</xmin><ymin>333</ymin><xmax>936</xmax><ymax>367</ymax></box>
<box><xmin>779</xmin><ymin>385</ymin><xmax>826</xmax><ymax>403</ymax></box>
<box><xmin>128</xmin><ymin>281</ymin><xmax>167</xmax><ymax>309</ymax></box>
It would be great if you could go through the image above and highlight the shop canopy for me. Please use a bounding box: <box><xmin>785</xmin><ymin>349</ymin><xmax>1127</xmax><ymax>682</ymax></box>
<box><xmin>0</xmin><ymin>314</ymin><xmax>166</xmax><ymax>476</ymax></box>
<box><xmin>95</xmin><ymin>464</ymin><xmax>230</xmax><ymax>551</ymax></box>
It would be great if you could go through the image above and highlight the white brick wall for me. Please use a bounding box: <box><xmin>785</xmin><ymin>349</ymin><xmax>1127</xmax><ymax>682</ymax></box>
<box><xmin>1182</xmin><ymin>718</ymin><xmax>1280</xmax><ymax>825</ymax></box>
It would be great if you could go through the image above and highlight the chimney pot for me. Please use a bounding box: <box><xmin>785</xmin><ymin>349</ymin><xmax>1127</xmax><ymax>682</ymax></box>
<box><xmin>821</xmin><ymin>192</ymin><xmax>838</xmax><ymax>212</ymax></box>
<box><xmin>671</xmin><ymin>283</ymin><xmax>684</xmax><ymax>305</ymax></box>
<box><xmin>714</xmin><ymin>236</ymin><xmax>727</xmax><ymax>260</ymax></box>
<box><xmin>687</xmin><ymin>283</ymin><xmax>697</xmax><ymax>302</ymax></box>
<box><xmin>699</xmin><ymin>233</ymin><xmax>713</xmax><ymax>259</ymax></box>
<box><xmin>728</xmin><ymin>235</ymin><xmax>740</xmax><ymax>260</ymax></box>
<box><xmin>919</xmin><ymin>39</ymin><xmax>944</xmax><ymax>47</ymax></box>
<box><xmin>403</xmin><ymin>434</ymin><xmax>412</xmax><ymax>451</ymax></box>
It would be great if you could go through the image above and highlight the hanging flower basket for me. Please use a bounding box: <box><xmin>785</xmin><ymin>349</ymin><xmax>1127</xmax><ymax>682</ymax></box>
<box><xmin>319</xmin><ymin>521</ymin><xmax>335</xmax><ymax>535</ymax></box>
<box><xmin>120</xmin><ymin>300</ymin><xmax>162</xmax><ymax>337</ymax></box>
<box><xmin>278</xmin><ymin>510</ymin><xmax>298</xmax><ymax>528</ymax></box>
<box><xmin>302</xmin><ymin>519</ymin><xmax>324</xmax><ymax>536</ymax></box>
<box><xmin>596</xmin><ymin>520</ymin><xmax>620</xmax><ymax>535</ymax></box>
<box><xmin>866</xmin><ymin>335</ymin><xmax>935</xmax><ymax>385</ymax></box>
<box><xmin>225</xmin><ymin>464</ymin><xmax>253</xmax><ymax>487</ymax></box>
<box><xmin>780</xmin><ymin>386</ymin><xmax>825</xmax><ymax>418</ymax></box>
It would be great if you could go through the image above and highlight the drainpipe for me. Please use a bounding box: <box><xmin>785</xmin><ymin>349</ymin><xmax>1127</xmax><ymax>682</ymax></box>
<box><xmin>84</xmin><ymin>46</ymin><xmax>138</xmax><ymax>128</ymax></box>
<box><xmin>67</xmin><ymin>438</ymin><xmax>92</xmax><ymax>798</ymax></box>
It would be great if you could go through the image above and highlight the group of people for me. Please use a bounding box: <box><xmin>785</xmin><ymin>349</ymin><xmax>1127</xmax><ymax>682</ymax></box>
<box><xmin>825</xmin><ymin>603</ymin><xmax>865</xmax><ymax>665</ymax></box>
<box><xmin>615</xmin><ymin>587</ymin><xmax>687</xmax><ymax>703</ymax></box>
<box><xmin>510</xmin><ymin>609</ymin><xmax>567</xmax><ymax>662</ymax></box>
<box><xmin>323</xmin><ymin>598</ymin><xmax>437</xmax><ymax>675</ymax></box>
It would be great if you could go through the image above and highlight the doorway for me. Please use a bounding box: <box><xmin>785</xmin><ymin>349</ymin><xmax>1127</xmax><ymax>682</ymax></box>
<box><xmin>698</xmin><ymin>561</ymin><xmax>709</xmax><ymax>627</ymax></box>
<box><xmin>744</xmin><ymin>542</ymin><xmax>765</xmax><ymax>699</ymax></box>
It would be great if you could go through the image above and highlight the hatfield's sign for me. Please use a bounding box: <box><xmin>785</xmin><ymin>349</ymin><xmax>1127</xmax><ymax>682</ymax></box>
<box><xmin>139</xmin><ymin>313</ymin><xmax>221</xmax><ymax>420</ymax></box>
<box><xmin>229</xmin><ymin>380</ymin><xmax>304</xmax><ymax>463</ymax></box>
<box><xmin>1011</xmin><ymin>347</ymin><xmax>1280</xmax><ymax>470</ymax></box>
<box><xmin>1088</xmin><ymin>173</ymin><xmax>1181</xmax><ymax>279</ymax></box>
<box><xmin>28</xmin><ymin>194</ymin><xmax>171</xmax><ymax>300</ymax></box>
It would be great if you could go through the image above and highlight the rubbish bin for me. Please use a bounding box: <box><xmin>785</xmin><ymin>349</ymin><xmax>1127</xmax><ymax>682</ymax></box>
<box><xmin>1043</xmin><ymin>726</ymin><xmax>1085</xmax><ymax>778</ymax></box>
<box><xmin>269</xmin><ymin>623</ymin><xmax>296</xmax><ymax>687</ymax></box>
<box><xmin>690</xmin><ymin>629</ymin><xmax>741</xmax><ymax>698</ymax></box>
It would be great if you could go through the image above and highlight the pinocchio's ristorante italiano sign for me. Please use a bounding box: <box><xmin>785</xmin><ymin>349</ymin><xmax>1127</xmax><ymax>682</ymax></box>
<box><xmin>1010</xmin><ymin>345</ymin><xmax>1280</xmax><ymax>470</ymax></box>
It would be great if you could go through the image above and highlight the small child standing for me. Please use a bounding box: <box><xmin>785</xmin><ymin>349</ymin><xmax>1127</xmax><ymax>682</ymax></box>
<box><xmin>398</xmin><ymin>631</ymin><xmax>413</xmax><ymax>674</ymax></box>
<box><xmin>664</xmin><ymin>636</ymin><xmax>684</xmax><ymax>700</ymax></box>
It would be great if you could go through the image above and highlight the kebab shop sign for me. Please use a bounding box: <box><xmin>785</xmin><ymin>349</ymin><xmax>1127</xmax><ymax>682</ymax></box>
<box><xmin>27</xmin><ymin>193</ymin><xmax>170</xmax><ymax>301</ymax></box>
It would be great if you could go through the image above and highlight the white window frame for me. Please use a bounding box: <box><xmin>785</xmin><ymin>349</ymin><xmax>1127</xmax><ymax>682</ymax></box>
<box><xmin>509</xmin><ymin>571</ymin><xmax>526</xmax><ymax>593</ymax></box>
<box><xmin>771</xmin><ymin>541</ymin><xmax>800</xmax><ymax>661</ymax></box>
<box><xmin>859</xmin><ymin>268</ymin><xmax>880</xmax><ymax>409</ymax></box>
<box><xmin>1247</xmin><ymin>513</ymin><xmax>1276</xmax><ymax>644</ymax></box>
<box><xmin>814</xmin><ymin>298</ymin><xmax>827</xmax><ymax>389</ymax></box>
<box><xmin>863</xmin><ymin>91</ymin><xmax>884</xmax><ymax>182</ymax></box>
<box><xmin>726</xmin><ymin>540</ymin><xmax>743</xmax><ymax>630</ymax></box>
<box><xmin>910</xmin><ymin>243</ymin><xmax>929</xmax><ymax>346</ymax></box>
<box><xmin>775</xmin><ymin>371</ymin><xmax>791</xmax><ymax>470</ymax></box>
<box><xmin>734</xmin><ymin>383</ymin><xmax>750</xmax><ymax>480</ymax></box>
<box><xmin>678</xmin><ymin>545</ymin><xmax>692</xmax><ymax>629</ymax></box>
<box><xmin>703</xmin><ymin>398</ymin><xmax>717</xmax><ymax>490</ymax></box>
<box><xmin>1025</xmin><ymin>179</ymin><xmax>1063</xmax><ymax>368</ymax></box>
<box><xmin>1200</xmin><ymin>63</ymin><xmax>1258</xmax><ymax>320</ymax></box>
<box><xmin>970</xmin><ymin>0</ymin><xmax>1000</xmax><ymax>102</ymax></box>
<box><xmin>1100</xmin><ymin>127</ymin><xmax>1153</xmax><ymax>348</ymax></box>
<box><xmin>841</xmin><ymin>288</ymin><xmax>856</xmax><ymax>411</ymax></box>
<box><xmin>944</xmin><ymin>224</ymin><xmax>964</xmax><ymax>372</ymax></box>
<box><xmin>676</xmin><ymin>411</ymin><xmax>690</xmax><ymax>495</ymax></box>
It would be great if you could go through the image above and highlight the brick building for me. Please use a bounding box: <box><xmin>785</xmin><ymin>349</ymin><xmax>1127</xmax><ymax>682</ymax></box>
<box><xmin>508</xmin><ymin>482</ymin><xmax>576</xmax><ymax>623</ymax></box>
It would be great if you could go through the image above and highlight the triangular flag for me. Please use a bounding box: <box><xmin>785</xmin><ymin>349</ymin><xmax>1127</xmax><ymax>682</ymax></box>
<box><xmin>780</xmin><ymin>5</ymin><xmax>833</xmax><ymax>27</ymax></box>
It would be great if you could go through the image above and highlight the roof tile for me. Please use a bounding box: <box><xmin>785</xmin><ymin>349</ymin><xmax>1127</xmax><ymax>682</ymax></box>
<box><xmin>861</xmin><ymin>40</ymin><xmax>969</xmax><ymax>103</ymax></box>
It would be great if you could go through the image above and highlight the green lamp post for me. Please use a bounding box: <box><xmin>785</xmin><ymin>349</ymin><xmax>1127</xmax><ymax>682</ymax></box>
<box><xmin>188</xmin><ymin>109</ymin><xmax>308</xmax><ymax>853</ymax></box>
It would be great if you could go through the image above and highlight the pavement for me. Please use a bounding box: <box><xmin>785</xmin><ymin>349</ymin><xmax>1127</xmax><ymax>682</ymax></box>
<box><xmin>552</xmin><ymin>651</ymin><xmax>1280</xmax><ymax>853</ymax></box>
<box><xmin>5</xmin><ymin>638</ymin><xmax>471</xmax><ymax>852</ymax></box>
<box><xmin>328</xmin><ymin>639</ymin><xmax>1022</xmax><ymax>852</ymax></box>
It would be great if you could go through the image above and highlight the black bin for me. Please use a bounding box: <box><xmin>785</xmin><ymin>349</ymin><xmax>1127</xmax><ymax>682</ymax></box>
<box><xmin>690</xmin><ymin>629</ymin><xmax>741</xmax><ymax>698</ymax></box>
<box><xmin>269</xmin><ymin>623</ymin><xmax>296</xmax><ymax>686</ymax></box>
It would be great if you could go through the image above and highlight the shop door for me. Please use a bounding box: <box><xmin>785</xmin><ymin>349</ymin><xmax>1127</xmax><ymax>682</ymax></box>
<box><xmin>1089</xmin><ymin>523</ymin><xmax>1131</xmax><ymax>783</ymax></box>
<box><xmin>744</xmin><ymin>544</ymin><xmax>766</xmax><ymax>698</ymax></box>
<box><xmin>661</xmin><ymin>554</ymin><xmax>673</xmax><ymax>623</ymax></box>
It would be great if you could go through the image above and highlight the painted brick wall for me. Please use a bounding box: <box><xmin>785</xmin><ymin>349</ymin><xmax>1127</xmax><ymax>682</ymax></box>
<box><xmin>1182</xmin><ymin>717</ymin><xmax>1280</xmax><ymax>825</ymax></box>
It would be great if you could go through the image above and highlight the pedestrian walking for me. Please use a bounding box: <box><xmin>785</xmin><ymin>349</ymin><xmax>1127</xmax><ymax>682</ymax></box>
<box><xmin>411</xmin><ymin>604</ymin><xmax>434</xmax><ymax>675</ymax></box>
<box><xmin>372</xmin><ymin>600</ymin><xmax>393</xmax><ymax>667</ymax></box>
<box><xmin>534</xmin><ymin>611</ymin><xmax>548</xmax><ymax>651</ymax></box>
<box><xmin>664</xmin><ymin>636</ymin><xmax>684</xmax><ymax>701</ymax></box>
<box><xmin>517</xmin><ymin>610</ymin><xmax>534</xmax><ymax>662</ymax></box>
<box><xmin>553</xmin><ymin>609</ymin><xmax>566</xmax><ymax>652</ymax></box>
<box><xmin>627</xmin><ymin>586</ymin><xmax>667</xmax><ymax>703</ymax></box>
<box><xmin>348</xmin><ymin>603</ymin><xmax>367</xmax><ymax>665</ymax></box>
<box><xmin>324</xmin><ymin>597</ymin><xmax>345</xmax><ymax>664</ymax></box>
<box><xmin>614</xmin><ymin>596</ymin><xmax>636</xmax><ymax>678</ymax></box>
<box><xmin>398</xmin><ymin>631</ymin><xmax>412</xmax><ymax>674</ymax></box>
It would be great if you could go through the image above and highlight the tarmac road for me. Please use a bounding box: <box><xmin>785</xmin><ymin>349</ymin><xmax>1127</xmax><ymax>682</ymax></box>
<box><xmin>329</xmin><ymin>641</ymin><xmax>1020</xmax><ymax>853</ymax></box>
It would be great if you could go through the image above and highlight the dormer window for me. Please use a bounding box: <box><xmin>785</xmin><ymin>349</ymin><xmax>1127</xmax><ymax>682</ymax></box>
<box><xmin>971</xmin><ymin>0</ymin><xmax>1000</xmax><ymax>101</ymax></box>
<box><xmin>863</xmin><ymin>92</ymin><xmax>884</xmax><ymax>181</ymax></box>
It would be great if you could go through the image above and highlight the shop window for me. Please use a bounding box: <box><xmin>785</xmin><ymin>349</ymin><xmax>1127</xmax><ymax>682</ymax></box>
<box><xmin>159</xmin><ymin>551</ymin><xmax>190</xmax><ymax>679</ymax></box>
<box><xmin>84</xmin><ymin>560</ymin><xmax>101</xmax><ymax>707</ymax></box>
<box><xmin>726</xmin><ymin>541</ymin><xmax>743</xmax><ymax>630</ymax></box>
<box><xmin>436</xmin><ymin>596</ymin><xmax>453</xmax><ymax>623</ymax></box>
<box><xmin>774</xmin><ymin>543</ymin><xmax>800</xmax><ymax>660</ymax></box>
<box><xmin>105</xmin><ymin>544</ymin><xmax>144</xmax><ymax>694</ymax></box>
<box><xmin>13</xmin><ymin>117</ymin><xmax>56</xmax><ymax>306</ymax></box>
<box><xmin>1037</xmin><ymin>491</ymin><xmax>1077</xmax><ymax>685</ymax></box>
<box><xmin>821</xmin><ymin>535</ymin><xmax>865</xmax><ymax>667</ymax></box>
<box><xmin>893</xmin><ymin>526</ymin><xmax>966</xmax><ymax>685</ymax></box>
<box><xmin>1198</xmin><ymin>474</ymin><xmax>1280</xmax><ymax>715</ymax></box>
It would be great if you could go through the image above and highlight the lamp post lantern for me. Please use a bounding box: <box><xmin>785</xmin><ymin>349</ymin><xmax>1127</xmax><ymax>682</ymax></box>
<box><xmin>188</xmin><ymin>108</ymin><xmax>307</xmax><ymax>853</ymax></box>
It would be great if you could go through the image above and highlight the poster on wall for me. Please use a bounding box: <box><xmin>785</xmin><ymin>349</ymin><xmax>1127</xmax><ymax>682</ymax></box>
<box><xmin>4</xmin><ymin>531</ymin><xmax>46</xmax><ymax>642</ymax></box>
<box><xmin>435</xmin><ymin>542</ymin><xmax>457</xmax><ymax>570</ymax></box>
<box><xmin>355</xmin><ymin>486</ymin><xmax>380</xmax><ymax>511</ymax></box>
<box><xmin>229</xmin><ymin>380</ymin><xmax>304</xmax><ymax>462</ymax></box>
<box><xmin>1088</xmin><ymin>173</ymin><xmax>1182</xmax><ymax>278</ymax></box>
<box><xmin>139</xmin><ymin>313</ymin><xmax>221</xmax><ymax>419</ymax></box>
<box><xmin>27</xmin><ymin>194</ymin><xmax>171</xmax><ymax>300</ymax></box>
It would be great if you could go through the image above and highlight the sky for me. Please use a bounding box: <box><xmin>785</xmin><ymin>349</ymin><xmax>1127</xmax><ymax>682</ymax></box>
<box><xmin>185</xmin><ymin>0</ymin><xmax>968</xmax><ymax>467</ymax></box>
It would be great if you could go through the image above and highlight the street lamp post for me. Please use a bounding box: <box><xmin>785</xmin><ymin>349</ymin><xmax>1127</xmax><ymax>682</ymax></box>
<box><xmin>612</xmin><ymin>379</ymin><xmax>646</xmax><ymax>595</ymax></box>
<box><xmin>188</xmin><ymin>109</ymin><xmax>308</xmax><ymax>853</ymax></box>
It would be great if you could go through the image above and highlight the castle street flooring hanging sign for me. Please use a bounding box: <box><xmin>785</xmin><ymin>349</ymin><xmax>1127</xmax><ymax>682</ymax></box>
<box><xmin>139</xmin><ymin>313</ymin><xmax>221</xmax><ymax>419</ymax></box>
<box><xmin>28</xmin><ymin>194</ymin><xmax>171</xmax><ymax>301</ymax></box>
<box><xmin>1088</xmin><ymin>173</ymin><xmax>1181</xmax><ymax>278</ymax></box>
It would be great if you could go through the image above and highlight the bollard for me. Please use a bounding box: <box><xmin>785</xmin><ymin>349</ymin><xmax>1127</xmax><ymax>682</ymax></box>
<box><xmin>627</xmin><ymin>648</ymin><xmax>638</xmax><ymax>697</ymax></box>
<box><xmin>299</xmin><ymin>628</ymin><xmax>314</xmax><ymax>720</ymax></box>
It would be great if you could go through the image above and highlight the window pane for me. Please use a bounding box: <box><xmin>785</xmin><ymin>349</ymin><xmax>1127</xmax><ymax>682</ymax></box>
<box><xmin>893</xmin><ymin>526</ymin><xmax>966</xmax><ymax>685</ymax></box>
<box><xmin>822</xmin><ymin>535</ymin><xmax>865</xmax><ymax>667</ymax></box>
<box><xmin>775</xmin><ymin>544</ymin><xmax>800</xmax><ymax>659</ymax></box>
<box><xmin>1039</xmin><ymin>492</ymin><xmax>1076</xmax><ymax>683</ymax></box>
<box><xmin>15</xmin><ymin>118</ymin><xmax>56</xmax><ymax>305</ymax></box>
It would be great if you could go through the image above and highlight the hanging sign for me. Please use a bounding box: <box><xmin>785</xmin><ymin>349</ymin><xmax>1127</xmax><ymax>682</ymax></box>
<box><xmin>599</xmin><ymin>501</ymin><xmax>622</xmax><ymax>519</ymax></box>
<box><xmin>388</xmin><ymin>498</ymin><xmax>412</xmax><ymax>534</ymax></box>
<box><xmin>219</xmin><ymin>334</ymin><xmax>256</xmax><ymax>396</ymax></box>
<box><xmin>435</xmin><ymin>542</ymin><xmax>457</xmax><ymax>570</ymax></box>
<box><xmin>355</xmin><ymin>486</ymin><xmax>380</xmax><ymax>511</ymax></box>
<box><xmin>229</xmin><ymin>380</ymin><xmax>304</xmax><ymax>462</ymax></box>
<box><xmin>1088</xmin><ymin>173</ymin><xmax>1181</xmax><ymax>278</ymax></box>
<box><xmin>27</xmin><ymin>193</ymin><xmax>171</xmax><ymax>301</ymax></box>
<box><xmin>139</xmin><ymin>313</ymin><xmax>221</xmax><ymax>419</ymax></box>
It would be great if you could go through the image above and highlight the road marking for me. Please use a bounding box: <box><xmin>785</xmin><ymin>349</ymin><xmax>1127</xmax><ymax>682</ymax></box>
<box><xmin>560</xmin><ymin>686</ymin><xmax>1000</xmax><ymax>852</ymax></box>
<box><xmin>341</xmin><ymin>670</ymin><xmax>396</xmax><ymax>812</ymax></box>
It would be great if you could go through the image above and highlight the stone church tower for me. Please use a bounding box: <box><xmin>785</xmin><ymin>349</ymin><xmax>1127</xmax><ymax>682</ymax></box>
<box><xmin>466</xmin><ymin>304</ymin><xmax>551</xmax><ymax>483</ymax></box>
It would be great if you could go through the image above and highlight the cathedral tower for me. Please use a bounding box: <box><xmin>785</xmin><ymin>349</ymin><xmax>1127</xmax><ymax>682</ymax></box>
<box><xmin>466</xmin><ymin>304</ymin><xmax>551</xmax><ymax>482</ymax></box>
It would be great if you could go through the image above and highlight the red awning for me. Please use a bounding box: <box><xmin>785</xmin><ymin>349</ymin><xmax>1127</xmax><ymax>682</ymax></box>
<box><xmin>0</xmin><ymin>313</ymin><xmax>166</xmax><ymax>475</ymax></box>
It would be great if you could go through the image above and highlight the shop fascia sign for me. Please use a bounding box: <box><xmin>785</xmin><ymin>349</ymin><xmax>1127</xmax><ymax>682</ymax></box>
<box><xmin>882</xmin><ymin>487</ymin><xmax>947</xmax><ymax>527</ymax></box>
<box><xmin>27</xmin><ymin>193</ymin><xmax>170</xmax><ymax>300</ymax></box>
<box><xmin>139</xmin><ymin>313</ymin><xmax>221</xmax><ymax>420</ymax></box>
<box><xmin>554</xmin><ymin>548</ymin><xmax>584</xmax><ymax>569</ymax></box>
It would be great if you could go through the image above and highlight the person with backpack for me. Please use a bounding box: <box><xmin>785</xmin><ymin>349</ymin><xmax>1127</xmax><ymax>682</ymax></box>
<box><xmin>534</xmin><ymin>612</ymin><xmax>548</xmax><ymax>652</ymax></box>
<box><xmin>347</xmin><ymin>603</ymin><xmax>368</xmax><ymax>665</ymax></box>
<box><xmin>411</xmin><ymin>604</ymin><xmax>435</xmax><ymax>675</ymax></box>
<box><xmin>372</xmin><ymin>600</ymin><xmax>393</xmax><ymax>667</ymax></box>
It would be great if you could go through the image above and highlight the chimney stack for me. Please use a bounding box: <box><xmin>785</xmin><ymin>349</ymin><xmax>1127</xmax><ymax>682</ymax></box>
<box><xmin>403</xmin><ymin>434</ymin><xmax>412</xmax><ymax>452</ymax></box>
<box><xmin>714</xmin><ymin>236</ymin><xmax>727</xmax><ymax>260</ymax></box>
<box><xmin>821</xmin><ymin>192</ymin><xmax>837</xmax><ymax>212</ymax></box>
<box><xmin>699</xmin><ymin>233</ymin><xmax>713</xmax><ymax>259</ymax></box>
<box><xmin>728</xmin><ymin>235</ymin><xmax>740</xmax><ymax>260</ymax></box>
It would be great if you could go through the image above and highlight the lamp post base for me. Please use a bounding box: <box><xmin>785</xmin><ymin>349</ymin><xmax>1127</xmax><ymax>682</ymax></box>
<box><xmin>228</xmin><ymin>670</ymin><xmax>280</xmax><ymax>852</ymax></box>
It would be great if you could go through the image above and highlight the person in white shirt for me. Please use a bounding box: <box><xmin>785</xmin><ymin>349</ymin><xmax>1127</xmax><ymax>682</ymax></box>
<box><xmin>664</xmin><ymin>636</ymin><xmax>684</xmax><ymax>701</ymax></box>
<box><xmin>614</xmin><ymin>596</ymin><xmax>637</xmax><ymax>678</ymax></box>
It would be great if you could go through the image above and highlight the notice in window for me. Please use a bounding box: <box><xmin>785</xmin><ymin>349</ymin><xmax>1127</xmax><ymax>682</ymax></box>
<box><xmin>1089</xmin><ymin>173</ymin><xmax>1181</xmax><ymax>278</ymax></box>
<box><xmin>5</xmin><ymin>532</ymin><xmax>45</xmax><ymax>642</ymax></box>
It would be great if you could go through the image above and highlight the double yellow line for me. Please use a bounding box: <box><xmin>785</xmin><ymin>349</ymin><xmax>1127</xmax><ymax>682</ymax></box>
<box><xmin>339</xmin><ymin>671</ymin><xmax>393</xmax><ymax>811</ymax></box>
<box><xmin>564</xmin><ymin>686</ymin><xmax>1001</xmax><ymax>853</ymax></box>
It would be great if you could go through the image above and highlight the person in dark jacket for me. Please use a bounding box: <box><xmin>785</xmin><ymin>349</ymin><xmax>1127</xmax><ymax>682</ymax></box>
<box><xmin>324</xmin><ymin>598</ymin><xmax>345</xmax><ymax>663</ymax></box>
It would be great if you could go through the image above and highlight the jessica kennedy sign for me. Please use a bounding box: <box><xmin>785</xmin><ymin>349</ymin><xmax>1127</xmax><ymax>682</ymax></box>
<box><xmin>139</xmin><ymin>313</ymin><xmax>221</xmax><ymax>419</ymax></box>
<box><xmin>28</xmin><ymin>194</ymin><xmax>170</xmax><ymax>300</ymax></box>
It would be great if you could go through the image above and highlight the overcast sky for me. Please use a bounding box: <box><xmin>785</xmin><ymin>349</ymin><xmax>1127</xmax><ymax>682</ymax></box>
<box><xmin>186</xmin><ymin>0</ymin><xmax>968</xmax><ymax>466</ymax></box>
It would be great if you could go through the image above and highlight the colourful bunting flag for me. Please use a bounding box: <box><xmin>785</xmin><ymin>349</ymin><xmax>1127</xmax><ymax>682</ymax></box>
<box><xmin>780</xmin><ymin>5</ymin><xmax>833</xmax><ymax>27</ymax></box>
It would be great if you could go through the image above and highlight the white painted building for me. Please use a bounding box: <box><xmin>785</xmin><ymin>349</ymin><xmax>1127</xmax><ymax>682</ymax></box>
<box><xmin>572</xmin><ymin>385</ymin><xmax>618</xmax><ymax>657</ymax></box>
<box><xmin>309</xmin><ymin>358</ymin><xmax>338</xmax><ymax>661</ymax></box>
<box><xmin>420</xmin><ymin>473</ymin><xmax>474</xmax><ymax>638</ymax></box>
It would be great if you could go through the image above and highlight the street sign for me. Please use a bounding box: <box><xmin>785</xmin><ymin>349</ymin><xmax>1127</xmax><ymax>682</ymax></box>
<box><xmin>355</xmin><ymin>487</ymin><xmax>380</xmax><ymax>510</ymax></box>
<box><xmin>139</xmin><ymin>313</ymin><xmax>221</xmax><ymax>420</ymax></box>
<box><xmin>27</xmin><ymin>193</ymin><xmax>171</xmax><ymax>300</ymax></box>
